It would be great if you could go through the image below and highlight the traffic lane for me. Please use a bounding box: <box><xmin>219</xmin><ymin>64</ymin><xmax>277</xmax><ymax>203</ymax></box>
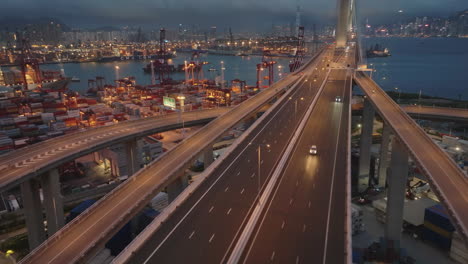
<box><xmin>241</xmin><ymin>70</ymin><xmax>348</xmax><ymax>264</ymax></box>
<box><xmin>129</xmin><ymin>68</ymin><xmax>328</xmax><ymax>264</ymax></box>
<box><xmin>323</xmin><ymin>71</ymin><xmax>351</xmax><ymax>264</ymax></box>
<box><xmin>125</xmin><ymin>66</ymin><xmax>330</xmax><ymax>264</ymax></box>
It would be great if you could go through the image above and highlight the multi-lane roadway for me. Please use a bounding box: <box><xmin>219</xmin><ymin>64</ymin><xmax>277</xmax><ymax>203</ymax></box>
<box><xmin>20</xmin><ymin>51</ymin><xmax>325</xmax><ymax>264</ymax></box>
<box><xmin>238</xmin><ymin>68</ymin><xmax>352</xmax><ymax>264</ymax></box>
<box><xmin>116</xmin><ymin>49</ymin><xmax>336</xmax><ymax>264</ymax></box>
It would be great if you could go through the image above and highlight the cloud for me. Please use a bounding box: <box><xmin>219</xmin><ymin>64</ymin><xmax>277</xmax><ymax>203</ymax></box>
<box><xmin>0</xmin><ymin>0</ymin><xmax>465</xmax><ymax>29</ymax></box>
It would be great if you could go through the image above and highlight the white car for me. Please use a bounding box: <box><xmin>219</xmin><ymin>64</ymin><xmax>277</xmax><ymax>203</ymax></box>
<box><xmin>309</xmin><ymin>145</ymin><xmax>318</xmax><ymax>155</ymax></box>
<box><xmin>335</xmin><ymin>96</ymin><xmax>342</xmax><ymax>102</ymax></box>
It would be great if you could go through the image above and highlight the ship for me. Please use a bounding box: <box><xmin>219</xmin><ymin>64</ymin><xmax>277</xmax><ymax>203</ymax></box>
<box><xmin>366</xmin><ymin>44</ymin><xmax>391</xmax><ymax>58</ymax></box>
<box><xmin>0</xmin><ymin>69</ymin><xmax>71</xmax><ymax>91</ymax></box>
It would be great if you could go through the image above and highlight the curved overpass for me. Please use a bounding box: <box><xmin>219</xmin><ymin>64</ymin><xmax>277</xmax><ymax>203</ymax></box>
<box><xmin>355</xmin><ymin>71</ymin><xmax>468</xmax><ymax>244</ymax></box>
<box><xmin>0</xmin><ymin>108</ymin><xmax>229</xmax><ymax>192</ymax></box>
<box><xmin>402</xmin><ymin>105</ymin><xmax>468</xmax><ymax>122</ymax></box>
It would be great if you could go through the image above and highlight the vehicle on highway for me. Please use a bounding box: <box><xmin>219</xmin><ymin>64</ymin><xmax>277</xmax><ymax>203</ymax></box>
<box><xmin>309</xmin><ymin>145</ymin><xmax>318</xmax><ymax>155</ymax></box>
<box><xmin>335</xmin><ymin>96</ymin><xmax>342</xmax><ymax>102</ymax></box>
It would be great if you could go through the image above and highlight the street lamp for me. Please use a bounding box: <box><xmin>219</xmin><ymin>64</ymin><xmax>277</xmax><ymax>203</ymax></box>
<box><xmin>115</xmin><ymin>65</ymin><xmax>120</xmax><ymax>81</ymax></box>
<box><xmin>177</xmin><ymin>95</ymin><xmax>186</xmax><ymax>137</ymax></box>
<box><xmin>257</xmin><ymin>143</ymin><xmax>271</xmax><ymax>199</ymax></box>
<box><xmin>394</xmin><ymin>87</ymin><xmax>401</xmax><ymax>103</ymax></box>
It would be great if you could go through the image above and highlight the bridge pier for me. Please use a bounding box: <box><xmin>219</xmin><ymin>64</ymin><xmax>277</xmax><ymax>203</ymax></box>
<box><xmin>41</xmin><ymin>169</ymin><xmax>65</xmax><ymax>236</ymax></box>
<box><xmin>166</xmin><ymin>175</ymin><xmax>188</xmax><ymax>202</ymax></box>
<box><xmin>358</xmin><ymin>99</ymin><xmax>375</xmax><ymax>192</ymax></box>
<box><xmin>377</xmin><ymin>123</ymin><xmax>391</xmax><ymax>188</ymax></box>
<box><xmin>20</xmin><ymin>179</ymin><xmax>46</xmax><ymax>249</ymax></box>
<box><xmin>203</xmin><ymin>147</ymin><xmax>214</xmax><ymax>169</ymax></box>
<box><xmin>385</xmin><ymin>138</ymin><xmax>409</xmax><ymax>244</ymax></box>
<box><xmin>125</xmin><ymin>139</ymin><xmax>140</xmax><ymax>175</ymax></box>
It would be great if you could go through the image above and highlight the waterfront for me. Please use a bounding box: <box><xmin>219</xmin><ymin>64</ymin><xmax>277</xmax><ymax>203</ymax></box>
<box><xmin>362</xmin><ymin>37</ymin><xmax>468</xmax><ymax>100</ymax></box>
<box><xmin>28</xmin><ymin>53</ymin><xmax>292</xmax><ymax>94</ymax></box>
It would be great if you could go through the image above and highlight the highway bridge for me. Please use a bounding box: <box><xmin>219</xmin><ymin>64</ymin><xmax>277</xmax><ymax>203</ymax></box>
<box><xmin>19</xmin><ymin>49</ymin><xmax>327</xmax><ymax>264</ymax></box>
<box><xmin>112</xmin><ymin>48</ymin><xmax>343</xmax><ymax>264</ymax></box>
<box><xmin>402</xmin><ymin>105</ymin><xmax>468</xmax><ymax>122</ymax></box>
<box><xmin>11</xmin><ymin>0</ymin><xmax>468</xmax><ymax>262</ymax></box>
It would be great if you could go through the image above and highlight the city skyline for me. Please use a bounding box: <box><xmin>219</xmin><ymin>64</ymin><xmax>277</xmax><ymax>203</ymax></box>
<box><xmin>1</xmin><ymin>0</ymin><xmax>466</xmax><ymax>29</ymax></box>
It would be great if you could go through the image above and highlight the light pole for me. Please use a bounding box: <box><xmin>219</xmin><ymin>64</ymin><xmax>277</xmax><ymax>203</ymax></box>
<box><xmin>221</xmin><ymin>61</ymin><xmax>225</xmax><ymax>89</ymax></box>
<box><xmin>115</xmin><ymin>65</ymin><xmax>120</xmax><ymax>82</ymax></box>
<box><xmin>394</xmin><ymin>87</ymin><xmax>401</xmax><ymax>103</ymax></box>
<box><xmin>150</xmin><ymin>60</ymin><xmax>156</xmax><ymax>85</ymax></box>
<box><xmin>177</xmin><ymin>95</ymin><xmax>186</xmax><ymax>138</ymax></box>
<box><xmin>257</xmin><ymin>143</ymin><xmax>271</xmax><ymax>199</ymax></box>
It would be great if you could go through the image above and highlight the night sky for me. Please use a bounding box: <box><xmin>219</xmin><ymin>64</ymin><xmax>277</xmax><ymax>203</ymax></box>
<box><xmin>1</xmin><ymin>0</ymin><xmax>466</xmax><ymax>29</ymax></box>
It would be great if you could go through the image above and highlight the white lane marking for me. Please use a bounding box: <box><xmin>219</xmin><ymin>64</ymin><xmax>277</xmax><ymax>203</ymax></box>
<box><xmin>313</xmin><ymin>183</ymin><xmax>315</xmax><ymax>189</ymax></box>
<box><xmin>296</xmin><ymin>180</ymin><xmax>299</xmax><ymax>187</ymax></box>
<box><xmin>281</xmin><ymin>220</ymin><xmax>285</xmax><ymax>230</ymax></box>
<box><xmin>251</xmin><ymin>173</ymin><xmax>255</xmax><ymax>178</ymax></box>
<box><xmin>308</xmin><ymin>201</ymin><xmax>311</xmax><ymax>209</ymax></box>
<box><xmin>296</xmin><ymin>256</ymin><xmax>300</xmax><ymax>264</ymax></box>
<box><xmin>236</xmin><ymin>67</ymin><xmax>330</xmax><ymax>264</ymax></box>
<box><xmin>188</xmin><ymin>231</ymin><xmax>195</xmax><ymax>239</ymax></box>
<box><xmin>240</xmin><ymin>188</ymin><xmax>245</xmax><ymax>195</ymax></box>
<box><xmin>247</xmin><ymin>159</ymin><xmax>250</xmax><ymax>163</ymax></box>
<box><xmin>322</xmin><ymin>72</ymin><xmax>346</xmax><ymax>264</ymax></box>
<box><xmin>237</xmin><ymin>172</ymin><xmax>241</xmax><ymax>176</ymax></box>
<box><xmin>289</xmin><ymin>198</ymin><xmax>294</xmax><ymax>205</ymax></box>
<box><xmin>224</xmin><ymin>187</ymin><xmax>229</xmax><ymax>192</ymax></box>
<box><xmin>209</xmin><ymin>233</ymin><xmax>215</xmax><ymax>243</ymax></box>
<box><xmin>261</xmin><ymin>160</ymin><xmax>264</xmax><ymax>164</ymax></box>
<box><xmin>302</xmin><ymin>224</ymin><xmax>306</xmax><ymax>233</ymax></box>
<box><xmin>209</xmin><ymin>206</ymin><xmax>214</xmax><ymax>213</ymax></box>
<box><xmin>227</xmin><ymin>208</ymin><xmax>232</xmax><ymax>215</ymax></box>
<box><xmin>270</xmin><ymin>251</ymin><xmax>276</xmax><ymax>261</ymax></box>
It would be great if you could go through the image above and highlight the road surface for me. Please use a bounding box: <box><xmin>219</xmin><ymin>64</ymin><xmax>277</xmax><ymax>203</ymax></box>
<box><xmin>116</xmin><ymin>50</ymin><xmax>335</xmax><ymax>264</ymax></box>
<box><xmin>19</xmin><ymin>51</ymin><xmax>325</xmax><ymax>264</ymax></box>
<box><xmin>239</xmin><ymin>55</ymin><xmax>352</xmax><ymax>264</ymax></box>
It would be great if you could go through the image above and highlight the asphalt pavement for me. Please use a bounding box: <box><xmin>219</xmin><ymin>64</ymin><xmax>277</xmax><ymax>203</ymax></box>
<box><xmin>122</xmin><ymin>50</ymin><xmax>335</xmax><ymax>264</ymax></box>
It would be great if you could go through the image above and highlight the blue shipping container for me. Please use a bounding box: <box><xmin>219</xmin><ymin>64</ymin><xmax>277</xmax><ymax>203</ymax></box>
<box><xmin>424</xmin><ymin>204</ymin><xmax>455</xmax><ymax>232</ymax></box>
<box><xmin>422</xmin><ymin>227</ymin><xmax>452</xmax><ymax>250</ymax></box>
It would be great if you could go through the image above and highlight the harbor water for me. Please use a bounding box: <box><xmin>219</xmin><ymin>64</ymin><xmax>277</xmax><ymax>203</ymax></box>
<box><xmin>362</xmin><ymin>37</ymin><xmax>468</xmax><ymax>100</ymax></box>
<box><xmin>36</xmin><ymin>53</ymin><xmax>292</xmax><ymax>94</ymax></box>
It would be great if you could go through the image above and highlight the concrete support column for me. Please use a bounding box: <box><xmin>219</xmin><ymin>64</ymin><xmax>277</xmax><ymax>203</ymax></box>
<box><xmin>385</xmin><ymin>138</ymin><xmax>409</xmax><ymax>243</ymax></box>
<box><xmin>358</xmin><ymin>99</ymin><xmax>375</xmax><ymax>192</ymax></box>
<box><xmin>167</xmin><ymin>177</ymin><xmax>184</xmax><ymax>202</ymax></box>
<box><xmin>203</xmin><ymin>147</ymin><xmax>214</xmax><ymax>169</ymax></box>
<box><xmin>377</xmin><ymin>123</ymin><xmax>392</xmax><ymax>188</ymax></box>
<box><xmin>41</xmin><ymin>169</ymin><xmax>65</xmax><ymax>236</ymax></box>
<box><xmin>20</xmin><ymin>179</ymin><xmax>46</xmax><ymax>249</ymax></box>
<box><xmin>125</xmin><ymin>139</ymin><xmax>140</xmax><ymax>176</ymax></box>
